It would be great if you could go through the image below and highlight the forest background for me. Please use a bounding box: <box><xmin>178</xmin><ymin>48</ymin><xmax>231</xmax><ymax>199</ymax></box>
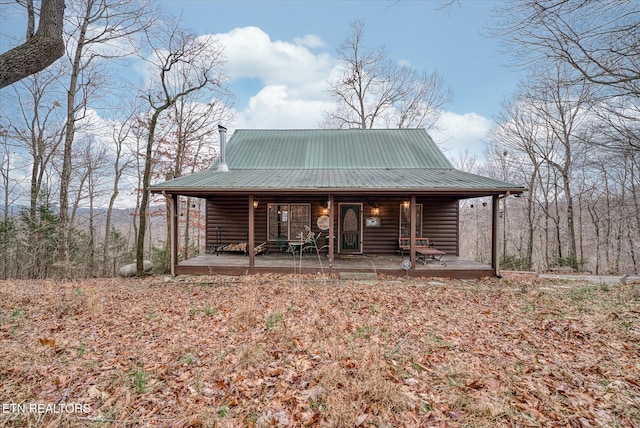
<box><xmin>0</xmin><ymin>0</ymin><xmax>638</xmax><ymax>279</ymax></box>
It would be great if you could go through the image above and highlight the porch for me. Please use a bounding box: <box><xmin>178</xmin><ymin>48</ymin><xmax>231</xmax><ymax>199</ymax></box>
<box><xmin>176</xmin><ymin>252</ymin><xmax>494</xmax><ymax>279</ymax></box>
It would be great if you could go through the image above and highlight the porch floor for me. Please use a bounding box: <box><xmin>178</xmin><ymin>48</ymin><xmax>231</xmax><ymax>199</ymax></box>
<box><xmin>177</xmin><ymin>252</ymin><xmax>494</xmax><ymax>279</ymax></box>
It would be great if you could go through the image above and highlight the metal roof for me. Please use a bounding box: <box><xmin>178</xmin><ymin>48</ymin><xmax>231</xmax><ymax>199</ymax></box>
<box><xmin>212</xmin><ymin>129</ymin><xmax>453</xmax><ymax>170</ymax></box>
<box><xmin>150</xmin><ymin>129</ymin><xmax>525</xmax><ymax>196</ymax></box>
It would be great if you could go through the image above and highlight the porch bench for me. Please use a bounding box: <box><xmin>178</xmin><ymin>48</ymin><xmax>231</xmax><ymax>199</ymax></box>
<box><xmin>398</xmin><ymin>238</ymin><xmax>446</xmax><ymax>265</ymax></box>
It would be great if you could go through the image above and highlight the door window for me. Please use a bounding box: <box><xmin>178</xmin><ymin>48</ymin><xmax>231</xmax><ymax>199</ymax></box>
<box><xmin>340</xmin><ymin>203</ymin><xmax>362</xmax><ymax>253</ymax></box>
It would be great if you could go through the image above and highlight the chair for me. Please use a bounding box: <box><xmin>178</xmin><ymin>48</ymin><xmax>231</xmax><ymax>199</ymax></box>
<box><xmin>276</xmin><ymin>235</ymin><xmax>289</xmax><ymax>253</ymax></box>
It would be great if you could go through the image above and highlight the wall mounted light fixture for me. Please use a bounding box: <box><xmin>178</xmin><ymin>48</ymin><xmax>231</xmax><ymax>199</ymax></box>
<box><xmin>253</xmin><ymin>200</ymin><xmax>259</xmax><ymax>209</ymax></box>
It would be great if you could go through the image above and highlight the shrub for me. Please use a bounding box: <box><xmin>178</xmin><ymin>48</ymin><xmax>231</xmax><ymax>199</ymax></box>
<box><xmin>501</xmin><ymin>255</ymin><xmax>531</xmax><ymax>271</ymax></box>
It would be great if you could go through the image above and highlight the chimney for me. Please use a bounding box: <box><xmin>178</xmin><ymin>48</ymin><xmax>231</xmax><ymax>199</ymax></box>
<box><xmin>217</xmin><ymin>125</ymin><xmax>229</xmax><ymax>172</ymax></box>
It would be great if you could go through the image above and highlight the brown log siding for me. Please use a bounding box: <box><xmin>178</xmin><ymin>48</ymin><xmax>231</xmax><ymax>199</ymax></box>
<box><xmin>206</xmin><ymin>195</ymin><xmax>459</xmax><ymax>256</ymax></box>
<box><xmin>421</xmin><ymin>197</ymin><xmax>459</xmax><ymax>255</ymax></box>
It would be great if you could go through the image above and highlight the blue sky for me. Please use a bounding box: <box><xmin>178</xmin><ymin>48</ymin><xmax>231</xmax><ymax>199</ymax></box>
<box><xmin>158</xmin><ymin>0</ymin><xmax>521</xmax><ymax>159</ymax></box>
<box><xmin>0</xmin><ymin>0</ymin><xmax>523</xmax><ymax>160</ymax></box>
<box><xmin>161</xmin><ymin>0</ymin><xmax>514</xmax><ymax>116</ymax></box>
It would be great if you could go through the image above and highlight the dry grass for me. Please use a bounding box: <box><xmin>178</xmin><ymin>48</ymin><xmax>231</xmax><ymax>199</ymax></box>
<box><xmin>0</xmin><ymin>273</ymin><xmax>639</xmax><ymax>427</ymax></box>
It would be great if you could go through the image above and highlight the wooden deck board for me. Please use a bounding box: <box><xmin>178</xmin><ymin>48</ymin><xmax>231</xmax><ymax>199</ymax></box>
<box><xmin>177</xmin><ymin>253</ymin><xmax>494</xmax><ymax>279</ymax></box>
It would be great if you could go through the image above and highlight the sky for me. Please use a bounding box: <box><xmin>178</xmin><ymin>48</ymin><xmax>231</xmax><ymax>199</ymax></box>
<box><xmin>0</xmin><ymin>0</ymin><xmax>524</xmax><ymax>209</ymax></box>
<box><xmin>157</xmin><ymin>0</ymin><xmax>522</xmax><ymax>160</ymax></box>
<box><xmin>0</xmin><ymin>0</ymin><xmax>522</xmax><ymax>161</ymax></box>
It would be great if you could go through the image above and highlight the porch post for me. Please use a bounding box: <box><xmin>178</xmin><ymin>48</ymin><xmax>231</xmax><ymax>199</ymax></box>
<box><xmin>491</xmin><ymin>194</ymin><xmax>500</xmax><ymax>277</ymax></box>
<box><xmin>172</xmin><ymin>194</ymin><xmax>178</xmax><ymax>276</ymax></box>
<box><xmin>410</xmin><ymin>195</ymin><xmax>417</xmax><ymax>269</ymax></box>
<box><xmin>248</xmin><ymin>195</ymin><xmax>255</xmax><ymax>267</ymax></box>
<box><xmin>328</xmin><ymin>194</ymin><xmax>334</xmax><ymax>267</ymax></box>
<box><xmin>163</xmin><ymin>192</ymin><xmax>178</xmax><ymax>277</ymax></box>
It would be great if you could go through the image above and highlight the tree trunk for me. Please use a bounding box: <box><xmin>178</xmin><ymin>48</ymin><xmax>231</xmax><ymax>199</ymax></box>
<box><xmin>627</xmin><ymin>223</ymin><xmax>638</xmax><ymax>275</ymax></box>
<box><xmin>0</xmin><ymin>0</ymin><xmax>65</xmax><ymax>88</ymax></box>
<box><xmin>630</xmin><ymin>155</ymin><xmax>640</xmax><ymax>275</ymax></box>
<box><xmin>88</xmin><ymin>184</ymin><xmax>95</xmax><ymax>277</ymax></box>
<box><xmin>103</xmin><ymin>184</ymin><xmax>119</xmax><ymax>276</ymax></box>
<box><xmin>562</xmin><ymin>172</ymin><xmax>578</xmax><ymax>268</ymax></box>
<box><xmin>587</xmin><ymin>205</ymin><xmax>601</xmax><ymax>275</ymax></box>
<box><xmin>58</xmin><ymin>1</ymin><xmax>93</xmax><ymax>263</ymax></box>
<box><xmin>137</xmin><ymin>108</ymin><xmax>166</xmax><ymax>276</ymax></box>
<box><xmin>525</xmin><ymin>163</ymin><xmax>539</xmax><ymax>270</ymax></box>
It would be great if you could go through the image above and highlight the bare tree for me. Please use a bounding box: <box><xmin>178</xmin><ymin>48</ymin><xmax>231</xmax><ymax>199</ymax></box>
<box><xmin>491</xmin><ymin>73</ymin><xmax>640</xmax><ymax>274</ymax></box>
<box><xmin>4</xmin><ymin>68</ymin><xmax>65</xmax><ymax>224</ymax></box>
<box><xmin>527</xmin><ymin>65</ymin><xmax>594</xmax><ymax>268</ymax></box>
<box><xmin>491</xmin><ymin>96</ymin><xmax>545</xmax><ymax>270</ymax></box>
<box><xmin>63</xmin><ymin>135</ymin><xmax>109</xmax><ymax>273</ymax></box>
<box><xmin>488</xmin><ymin>0</ymin><xmax>640</xmax><ymax>274</ymax></box>
<box><xmin>158</xmin><ymin>90</ymin><xmax>233</xmax><ymax>269</ymax></box>
<box><xmin>495</xmin><ymin>0</ymin><xmax>639</xmax><ymax>98</ymax></box>
<box><xmin>394</xmin><ymin>70</ymin><xmax>452</xmax><ymax>129</ymax></box>
<box><xmin>56</xmin><ymin>0</ymin><xmax>154</xmax><ymax>265</ymax></box>
<box><xmin>0</xmin><ymin>0</ymin><xmax>65</xmax><ymax>88</ymax></box>
<box><xmin>626</xmin><ymin>152</ymin><xmax>639</xmax><ymax>274</ymax></box>
<box><xmin>0</xmin><ymin>125</ymin><xmax>22</xmax><ymax>279</ymax></box>
<box><xmin>135</xmin><ymin>20</ymin><xmax>228</xmax><ymax>276</ymax></box>
<box><xmin>324</xmin><ymin>21</ymin><xmax>452</xmax><ymax>130</ymax></box>
<box><xmin>494</xmin><ymin>0</ymin><xmax>640</xmax><ymax>158</ymax></box>
<box><xmin>102</xmin><ymin>110</ymin><xmax>137</xmax><ymax>275</ymax></box>
<box><xmin>587</xmin><ymin>98</ymin><xmax>640</xmax><ymax>157</ymax></box>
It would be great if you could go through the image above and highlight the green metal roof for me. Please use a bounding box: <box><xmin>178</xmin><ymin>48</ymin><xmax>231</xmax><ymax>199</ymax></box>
<box><xmin>150</xmin><ymin>129</ymin><xmax>525</xmax><ymax>196</ymax></box>
<box><xmin>213</xmin><ymin>129</ymin><xmax>453</xmax><ymax>170</ymax></box>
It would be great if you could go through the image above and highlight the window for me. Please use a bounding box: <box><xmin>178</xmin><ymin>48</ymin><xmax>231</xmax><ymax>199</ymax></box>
<box><xmin>399</xmin><ymin>203</ymin><xmax>423</xmax><ymax>238</ymax></box>
<box><xmin>267</xmin><ymin>204</ymin><xmax>311</xmax><ymax>241</ymax></box>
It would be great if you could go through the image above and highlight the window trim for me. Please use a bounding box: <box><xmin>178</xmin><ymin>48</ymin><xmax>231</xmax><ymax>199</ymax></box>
<box><xmin>399</xmin><ymin>203</ymin><xmax>423</xmax><ymax>238</ymax></box>
<box><xmin>267</xmin><ymin>203</ymin><xmax>311</xmax><ymax>241</ymax></box>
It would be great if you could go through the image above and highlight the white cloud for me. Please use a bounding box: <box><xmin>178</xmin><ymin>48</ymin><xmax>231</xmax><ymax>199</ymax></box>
<box><xmin>216</xmin><ymin>26</ymin><xmax>335</xmax><ymax>97</ymax></box>
<box><xmin>132</xmin><ymin>25</ymin><xmax>495</xmax><ymax>159</ymax></box>
<box><xmin>429</xmin><ymin>111</ymin><xmax>492</xmax><ymax>160</ymax></box>
<box><xmin>211</xmin><ymin>26</ymin><xmax>337</xmax><ymax>129</ymax></box>
<box><xmin>294</xmin><ymin>34</ymin><xmax>326</xmax><ymax>49</ymax></box>
<box><xmin>238</xmin><ymin>85</ymin><xmax>334</xmax><ymax>129</ymax></box>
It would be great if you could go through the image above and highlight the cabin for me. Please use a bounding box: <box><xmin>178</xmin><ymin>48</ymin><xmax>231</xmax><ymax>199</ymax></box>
<box><xmin>149</xmin><ymin>128</ymin><xmax>525</xmax><ymax>278</ymax></box>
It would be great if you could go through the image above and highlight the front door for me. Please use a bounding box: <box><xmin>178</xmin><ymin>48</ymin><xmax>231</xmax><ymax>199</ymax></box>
<box><xmin>339</xmin><ymin>203</ymin><xmax>362</xmax><ymax>254</ymax></box>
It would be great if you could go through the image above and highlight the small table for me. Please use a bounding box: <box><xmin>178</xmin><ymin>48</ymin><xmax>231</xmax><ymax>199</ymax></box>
<box><xmin>287</xmin><ymin>241</ymin><xmax>304</xmax><ymax>256</ymax></box>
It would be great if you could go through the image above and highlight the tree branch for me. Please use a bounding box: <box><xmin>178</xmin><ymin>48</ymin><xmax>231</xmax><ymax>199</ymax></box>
<box><xmin>0</xmin><ymin>0</ymin><xmax>65</xmax><ymax>89</ymax></box>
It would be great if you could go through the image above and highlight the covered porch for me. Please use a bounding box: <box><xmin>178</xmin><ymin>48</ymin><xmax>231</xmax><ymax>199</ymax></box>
<box><xmin>162</xmin><ymin>192</ymin><xmax>508</xmax><ymax>278</ymax></box>
<box><xmin>176</xmin><ymin>251</ymin><xmax>494</xmax><ymax>279</ymax></box>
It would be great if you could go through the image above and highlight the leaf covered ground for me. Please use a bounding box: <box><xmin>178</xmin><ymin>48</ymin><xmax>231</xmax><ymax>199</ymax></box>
<box><xmin>1</xmin><ymin>273</ymin><xmax>639</xmax><ymax>427</ymax></box>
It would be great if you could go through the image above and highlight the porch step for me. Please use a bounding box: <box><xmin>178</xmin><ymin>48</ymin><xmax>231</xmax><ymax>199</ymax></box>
<box><xmin>339</xmin><ymin>272</ymin><xmax>378</xmax><ymax>281</ymax></box>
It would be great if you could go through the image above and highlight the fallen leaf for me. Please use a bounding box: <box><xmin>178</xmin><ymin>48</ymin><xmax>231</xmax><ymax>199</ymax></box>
<box><xmin>38</xmin><ymin>337</ymin><xmax>56</xmax><ymax>347</ymax></box>
<box><xmin>87</xmin><ymin>385</ymin><xmax>102</xmax><ymax>399</ymax></box>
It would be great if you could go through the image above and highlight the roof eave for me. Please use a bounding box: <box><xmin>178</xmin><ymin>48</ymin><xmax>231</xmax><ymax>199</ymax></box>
<box><xmin>149</xmin><ymin>186</ymin><xmax>526</xmax><ymax>197</ymax></box>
